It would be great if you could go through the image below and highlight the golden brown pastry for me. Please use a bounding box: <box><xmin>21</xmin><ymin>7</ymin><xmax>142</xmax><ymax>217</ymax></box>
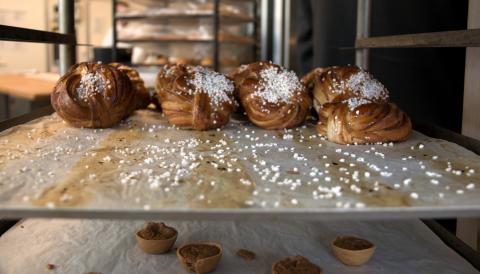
<box><xmin>229</xmin><ymin>61</ymin><xmax>312</xmax><ymax>130</ymax></box>
<box><xmin>155</xmin><ymin>64</ymin><xmax>237</xmax><ymax>130</ymax></box>
<box><xmin>303</xmin><ymin>65</ymin><xmax>411</xmax><ymax>144</ymax></box>
<box><xmin>51</xmin><ymin>62</ymin><xmax>136</xmax><ymax>128</ymax></box>
<box><xmin>319</xmin><ymin>101</ymin><xmax>412</xmax><ymax>144</ymax></box>
<box><xmin>302</xmin><ymin>65</ymin><xmax>389</xmax><ymax>113</ymax></box>
<box><xmin>110</xmin><ymin>62</ymin><xmax>150</xmax><ymax>109</ymax></box>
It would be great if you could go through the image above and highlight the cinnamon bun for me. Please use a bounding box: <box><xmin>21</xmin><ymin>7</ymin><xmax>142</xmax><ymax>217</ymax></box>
<box><xmin>229</xmin><ymin>61</ymin><xmax>312</xmax><ymax>130</ymax></box>
<box><xmin>155</xmin><ymin>65</ymin><xmax>237</xmax><ymax>130</ymax></box>
<box><xmin>51</xmin><ymin>62</ymin><xmax>136</xmax><ymax>128</ymax></box>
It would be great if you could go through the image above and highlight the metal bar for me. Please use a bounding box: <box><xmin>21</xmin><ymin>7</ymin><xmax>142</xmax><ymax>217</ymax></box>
<box><xmin>1</xmin><ymin>207</ymin><xmax>480</xmax><ymax>221</ymax></box>
<box><xmin>423</xmin><ymin>220</ymin><xmax>480</xmax><ymax>270</ymax></box>
<box><xmin>283</xmin><ymin>0</ymin><xmax>291</xmax><ymax>68</ymax></box>
<box><xmin>0</xmin><ymin>25</ymin><xmax>74</xmax><ymax>44</ymax></box>
<box><xmin>117</xmin><ymin>38</ymin><xmax>255</xmax><ymax>45</ymax></box>
<box><xmin>272</xmin><ymin>0</ymin><xmax>284</xmax><ymax>65</ymax></box>
<box><xmin>252</xmin><ymin>0</ymin><xmax>258</xmax><ymax>61</ymax></box>
<box><xmin>356</xmin><ymin>29</ymin><xmax>480</xmax><ymax>49</ymax></box>
<box><xmin>59</xmin><ymin>0</ymin><xmax>76</xmax><ymax>75</ymax></box>
<box><xmin>413</xmin><ymin>120</ymin><xmax>480</xmax><ymax>156</ymax></box>
<box><xmin>112</xmin><ymin>0</ymin><xmax>118</xmax><ymax>62</ymax></box>
<box><xmin>260</xmin><ymin>0</ymin><xmax>269</xmax><ymax>60</ymax></box>
<box><xmin>0</xmin><ymin>106</ymin><xmax>53</xmax><ymax>132</ymax></box>
<box><xmin>1</xmin><ymin>94</ymin><xmax>9</xmax><ymax>120</ymax></box>
<box><xmin>462</xmin><ymin>1</ymin><xmax>480</xmax><ymax>139</ymax></box>
<box><xmin>213</xmin><ymin>0</ymin><xmax>220</xmax><ymax>71</ymax></box>
<box><xmin>355</xmin><ymin>0</ymin><xmax>371</xmax><ymax>69</ymax></box>
<box><xmin>115</xmin><ymin>14</ymin><xmax>255</xmax><ymax>22</ymax></box>
<box><xmin>0</xmin><ymin>219</ymin><xmax>18</xmax><ymax>236</ymax></box>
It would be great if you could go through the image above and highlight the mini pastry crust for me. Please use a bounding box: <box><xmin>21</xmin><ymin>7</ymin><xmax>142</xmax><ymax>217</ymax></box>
<box><xmin>136</xmin><ymin>222</ymin><xmax>178</xmax><ymax>254</ymax></box>
<box><xmin>51</xmin><ymin>62</ymin><xmax>136</xmax><ymax>128</ymax></box>
<box><xmin>110</xmin><ymin>62</ymin><xmax>150</xmax><ymax>109</ymax></box>
<box><xmin>229</xmin><ymin>61</ymin><xmax>312</xmax><ymax>130</ymax></box>
<box><xmin>272</xmin><ymin>256</ymin><xmax>323</xmax><ymax>274</ymax></box>
<box><xmin>155</xmin><ymin>64</ymin><xmax>237</xmax><ymax>130</ymax></box>
<box><xmin>303</xmin><ymin>65</ymin><xmax>412</xmax><ymax>144</ymax></box>
<box><xmin>177</xmin><ymin>242</ymin><xmax>223</xmax><ymax>274</ymax></box>
<box><xmin>331</xmin><ymin>235</ymin><xmax>376</xmax><ymax>266</ymax></box>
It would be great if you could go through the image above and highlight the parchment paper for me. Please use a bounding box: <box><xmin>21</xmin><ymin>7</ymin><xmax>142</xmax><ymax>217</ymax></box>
<box><xmin>0</xmin><ymin>218</ymin><xmax>477</xmax><ymax>274</ymax></box>
<box><xmin>0</xmin><ymin>110</ymin><xmax>479</xmax><ymax>218</ymax></box>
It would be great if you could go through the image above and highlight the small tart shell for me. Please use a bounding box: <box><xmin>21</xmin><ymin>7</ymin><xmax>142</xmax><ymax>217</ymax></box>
<box><xmin>177</xmin><ymin>242</ymin><xmax>223</xmax><ymax>274</ymax></box>
<box><xmin>135</xmin><ymin>224</ymin><xmax>178</xmax><ymax>254</ymax></box>
<box><xmin>331</xmin><ymin>236</ymin><xmax>376</xmax><ymax>266</ymax></box>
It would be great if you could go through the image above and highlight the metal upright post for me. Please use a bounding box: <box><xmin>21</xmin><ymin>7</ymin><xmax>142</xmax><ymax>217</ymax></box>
<box><xmin>58</xmin><ymin>0</ymin><xmax>76</xmax><ymax>75</ymax></box>
<box><xmin>112</xmin><ymin>0</ymin><xmax>118</xmax><ymax>62</ymax></box>
<box><xmin>355</xmin><ymin>0</ymin><xmax>371</xmax><ymax>70</ymax></box>
<box><xmin>283</xmin><ymin>0</ymin><xmax>291</xmax><ymax>68</ymax></box>
<box><xmin>272</xmin><ymin>0</ymin><xmax>284</xmax><ymax>65</ymax></box>
<box><xmin>253</xmin><ymin>0</ymin><xmax>258</xmax><ymax>61</ymax></box>
<box><xmin>213</xmin><ymin>0</ymin><xmax>220</xmax><ymax>71</ymax></box>
<box><xmin>260</xmin><ymin>0</ymin><xmax>270</xmax><ymax>61</ymax></box>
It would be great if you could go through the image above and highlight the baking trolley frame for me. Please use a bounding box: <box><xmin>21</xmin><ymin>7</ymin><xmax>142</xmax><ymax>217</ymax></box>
<box><xmin>1</xmin><ymin>0</ymin><xmax>480</xmax><ymax>270</ymax></box>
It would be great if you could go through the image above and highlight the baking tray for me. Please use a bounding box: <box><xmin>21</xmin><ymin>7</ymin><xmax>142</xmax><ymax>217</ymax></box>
<box><xmin>1</xmin><ymin>218</ymin><xmax>478</xmax><ymax>273</ymax></box>
<box><xmin>0</xmin><ymin>107</ymin><xmax>479</xmax><ymax>220</ymax></box>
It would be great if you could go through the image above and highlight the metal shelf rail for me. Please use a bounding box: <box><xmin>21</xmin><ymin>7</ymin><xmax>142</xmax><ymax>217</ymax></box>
<box><xmin>354</xmin><ymin>0</ymin><xmax>480</xmax><ymax>254</ymax></box>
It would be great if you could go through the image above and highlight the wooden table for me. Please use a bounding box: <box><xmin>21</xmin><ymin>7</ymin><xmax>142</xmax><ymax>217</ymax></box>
<box><xmin>0</xmin><ymin>73</ymin><xmax>58</xmax><ymax>119</ymax></box>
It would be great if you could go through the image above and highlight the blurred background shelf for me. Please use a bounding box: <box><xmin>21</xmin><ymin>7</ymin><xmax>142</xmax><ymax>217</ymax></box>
<box><xmin>117</xmin><ymin>36</ymin><xmax>256</xmax><ymax>44</ymax></box>
<box><xmin>112</xmin><ymin>0</ymin><xmax>259</xmax><ymax>72</ymax></box>
<box><xmin>115</xmin><ymin>12</ymin><xmax>255</xmax><ymax>24</ymax></box>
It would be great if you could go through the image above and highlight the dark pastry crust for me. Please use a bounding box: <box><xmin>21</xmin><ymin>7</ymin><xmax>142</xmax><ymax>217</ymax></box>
<box><xmin>137</xmin><ymin>222</ymin><xmax>177</xmax><ymax>240</ymax></box>
<box><xmin>51</xmin><ymin>62</ymin><xmax>136</xmax><ymax>128</ymax></box>
<box><xmin>272</xmin><ymin>256</ymin><xmax>322</xmax><ymax>274</ymax></box>
<box><xmin>229</xmin><ymin>61</ymin><xmax>312</xmax><ymax>130</ymax></box>
<box><xmin>333</xmin><ymin>236</ymin><xmax>374</xmax><ymax>251</ymax></box>
<box><xmin>155</xmin><ymin>64</ymin><xmax>237</xmax><ymax>130</ymax></box>
<box><xmin>110</xmin><ymin>62</ymin><xmax>150</xmax><ymax>109</ymax></box>
<box><xmin>303</xmin><ymin>65</ymin><xmax>412</xmax><ymax>144</ymax></box>
<box><xmin>179</xmin><ymin>244</ymin><xmax>221</xmax><ymax>272</ymax></box>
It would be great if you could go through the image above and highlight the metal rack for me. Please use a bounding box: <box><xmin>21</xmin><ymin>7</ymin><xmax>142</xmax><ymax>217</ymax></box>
<box><xmin>111</xmin><ymin>0</ymin><xmax>259</xmax><ymax>71</ymax></box>
<box><xmin>0</xmin><ymin>0</ymin><xmax>479</xmax><ymax>269</ymax></box>
<box><xmin>354</xmin><ymin>0</ymin><xmax>480</xmax><ymax>251</ymax></box>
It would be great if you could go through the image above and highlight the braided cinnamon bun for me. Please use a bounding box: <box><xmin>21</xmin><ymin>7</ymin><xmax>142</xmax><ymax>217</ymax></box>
<box><xmin>319</xmin><ymin>102</ymin><xmax>412</xmax><ymax>144</ymax></box>
<box><xmin>155</xmin><ymin>64</ymin><xmax>237</xmax><ymax>130</ymax></box>
<box><xmin>110</xmin><ymin>62</ymin><xmax>150</xmax><ymax>109</ymax></box>
<box><xmin>229</xmin><ymin>61</ymin><xmax>312</xmax><ymax>130</ymax></box>
<box><xmin>51</xmin><ymin>62</ymin><xmax>136</xmax><ymax>128</ymax></box>
<box><xmin>302</xmin><ymin>65</ymin><xmax>389</xmax><ymax>113</ymax></box>
<box><xmin>303</xmin><ymin>65</ymin><xmax>412</xmax><ymax>144</ymax></box>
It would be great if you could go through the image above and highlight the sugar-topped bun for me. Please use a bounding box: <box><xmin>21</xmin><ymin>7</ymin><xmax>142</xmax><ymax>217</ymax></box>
<box><xmin>51</xmin><ymin>62</ymin><xmax>136</xmax><ymax>128</ymax></box>
<box><xmin>229</xmin><ymin>61</ymin><xmax>312</xmax><ymax>130</ymax></box>
<box><xmin>303</xmin><ymin>65</ymin><xmax>412</xmax><ymax>144</ymax></box>
<box><xmin>155</xmin><ymin>64</ymin><xmax>237</xmax><ymax>130</ymax></box>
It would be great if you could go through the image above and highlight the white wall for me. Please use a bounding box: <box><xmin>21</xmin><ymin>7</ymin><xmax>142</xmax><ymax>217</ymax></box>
<box><xmin>0</xmin><ymin>0</ymin><xmax>49</xmax><ymax>73</ymax></box>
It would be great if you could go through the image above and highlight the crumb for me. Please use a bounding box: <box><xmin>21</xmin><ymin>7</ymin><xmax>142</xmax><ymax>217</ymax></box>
<box><xmin>46</xmin><ymin>264</ymin><xmax>56</xmax><ymax>270</ymax></box>
<box><xmin>236</xmin><ymin>249</ymin><xmax>256</xmax><ymax>261</ymax></box>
